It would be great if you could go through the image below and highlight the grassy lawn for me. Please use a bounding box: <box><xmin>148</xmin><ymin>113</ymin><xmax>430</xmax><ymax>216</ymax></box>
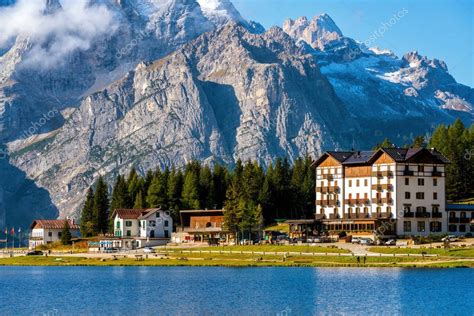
<box><xmin>1</xmin><ymin>252</ymin><xmax>472</xmax><ymax>268</ymax></box>
<box><xmin>165</xmin><ymin>244</ymin><xmax>349</xmax><ymax>254</ymax></box>
<box><xmin>368</xmin><ymin>247</ymin><xmax>474</xmax><ymax>258</ymax></box>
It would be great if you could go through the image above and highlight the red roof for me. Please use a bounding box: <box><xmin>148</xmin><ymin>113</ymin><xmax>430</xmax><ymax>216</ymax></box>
<box><xmin>112</xmin><ymin>208</ymin><xmax>161</xmax><ymax>219</ymax></box>
<box><xmin>30</xmin><ymin>220</ymin><xmax>80</xmax><ymax>230</ymax></box>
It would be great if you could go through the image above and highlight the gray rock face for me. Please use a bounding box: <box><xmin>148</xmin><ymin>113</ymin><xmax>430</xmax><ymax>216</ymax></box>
<box><xmin>284</xmin><ymin>14</ymin><xmax>473</xmax><ymax>144</ymax></box>
<box><xmin>0</xmin><ymin>0</ymin><xmax>252</xmax><ymax>227</ymax></box>
<box><xmin>10</xmin><ymin>23</ymin><xmax>355</xmax><ymax>219</ymax></box>
<box><xmin>1</xmin><ymin>3</ymin><xmax>472</xmax><ymax>227</ymax></box>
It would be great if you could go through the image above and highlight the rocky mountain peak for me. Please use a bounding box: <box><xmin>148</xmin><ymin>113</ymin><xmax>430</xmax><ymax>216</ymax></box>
<box><xmin>402</xmin><ymin>51</ymin><xmax>448</xmax><ymax>71</ymax></box>
<box><xmin>283</xmin><ymin>13</ymin><xmax>343</xmax><ymax>51</ymax></box>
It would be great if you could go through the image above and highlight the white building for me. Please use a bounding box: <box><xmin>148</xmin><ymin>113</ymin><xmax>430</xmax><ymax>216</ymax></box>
<box><xmin>108</xmin><ymin>208</ymin><xmax>173</xmax><ymax>249</ymax></box>
<box><xmin>314</xmin><ymin>148</ymin><xmax>450</xmax><ymax>238</ymax></box>
<box><xmin>29</xmin><ymin>219</ymin><xmax>80</xmax><ymax>249</ymax></box>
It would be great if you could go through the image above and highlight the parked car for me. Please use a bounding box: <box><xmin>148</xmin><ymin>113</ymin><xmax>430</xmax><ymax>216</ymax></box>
<box><xmin>351</xmin><ymin>237</ymin><xmax>361</xmax><ymax>244</ymax></box>
<box><xmin>442</xmin><ymin>235</ymin><xmax>458</xmax><ymax>242</ymax></box>
<box><xmin>143</xmin><ymin>247</ymin><xmax>155</xmax><ymax>253</ymax></box>
<box><xmin>26</xmin><ymin>250</ymin><xmax>43</xmax><ymax>256</ymax></box>
<box><xmin>359</xmin><ymin>238</ymin><xmax>374</xmax><ymax>245</ymax></box>
<box><xmin>385</xmin><ymin>239</ymin><xmax>396</xmax><ymax>246</ymax></box>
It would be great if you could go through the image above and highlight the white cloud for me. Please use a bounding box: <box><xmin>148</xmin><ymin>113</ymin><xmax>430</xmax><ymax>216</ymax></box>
<box><xmin>0</xmin><ymin>0</ymin><xmax>118</xmax><ymax>68</ymax></box>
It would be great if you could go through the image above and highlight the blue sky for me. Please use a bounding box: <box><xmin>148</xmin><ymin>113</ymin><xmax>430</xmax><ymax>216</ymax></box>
<box><xmin>232</xmin><ymin>0</ymin><xmax>473</xmax><ymax>87</ymax></box>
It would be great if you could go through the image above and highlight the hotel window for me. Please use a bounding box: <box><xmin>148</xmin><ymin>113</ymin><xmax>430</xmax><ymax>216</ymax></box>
<box><xmin>356</xmin><ymin>180</ymin><xmax>360</xmax><ymax>187</ymax></box>
<box><xmin>405</xmin><ymin>192</ymin><xmax>410</xmax><ymax>199</ymax></box>
<box><xmin>349</xmin><ymin>180</ymin><xmax>352</xmax><ymax>187</ymax></box>
<box><xmin>449</xmin><ymin>212</ymin><xmax>456</xmax><ymax>219</ymax></box>
<box><xmin>364</xmin><ymin>179</ymin><xmax>368</xmax><ymax>186</ymax></box>
<box><xmin>364</xmin><ymin>193</ymin><xmax>368</xmax><ymax>200</ymax></box>
<box><xmin>418</xmin><ymin>178</ymin><xmax>424</xmax><ymax>186</ymax></box>
<box><xmin>376</xmin><ymin>207</ymin><xmax>381</xmax><ymax>214</ymax></box>
<box><xmin>387</xmin><ymin>207</ymin><xmax>392</xmax><ymax>215</ymax></box>
<box><xmin>459</xmin><ymin>225</ymin><xmax>466</xmax><ymax>233</ymax></box>
<box><xmin>320</xmin><ymin>181</ymin><xmax>324</xmax><ymax>187</ymax></box>
<box><xmin>448</xmin><ymin>225</ymin><xmax>457</xmax><ymax>232</ymax></box>
<box><xmin>48</xmin><ymin>232</ymin><xmax>52</xmax><ymax>237</ymax></box>
<box><xmin>126</xmin><ymin>230</ymin><xmax>131</xmax><ymax>237</ymax></box>
<box><xmin>403</xmin><ymin>221</ymin><xmax>411</xmax><ymax>232</ymax></box>
<box><xmin>416</xmin><ymin>192</ymin><xmax>424</xmax><ymax>199</ymax></box>
<box><xmin>430</xmin><ymin>222</ymin><xmax>442</xmax><ymax>232</ymax></box>
<box><xmin>433</xmin><ymin>178</ymin><xmax>438</xmax><ymax>186</ymax></box>
<box><xmin>58</xmin><ymin>232</ymin><xmax>62</xmax><ymax>238</ymax></box>
<box><xmin>418</xmin><ymin>165</ymin><xmax>424</xmax><ymax>172</ymax></box>
<box><xmin>461</xmin><ymin>212</ymin><xmax>466</xmax><ymax>219</ymax></box>
<box><xmin>363</xmin><ymin>207</ymin><xmax>368</xmax><ymax>214</ymax></box>
<box><xmin>164</xmin><ymin>220</ymin><xmax>169</xmax><ymax>227</ymax></box>
<box><xmin>149</xmin><ymin>220</ymin><xmax>156</xmax><ymax>227</ymax></box>
<box><xmin>156</xmin><ymin>212</ymin><xmax>161</xmax><ymax>218</ymax></box>
<box><xmin>126</xmin><ymin>221</ymin><xmax>132</xmax><ymax>227</ymax></box>
<box><xmin>432</xmin><ymin>206</ymin><xmax>439</xmax><ymax>213</ymax></box>
<box><xmin>433</xmin><ymin>192</ymin><xmax>438</xmax><ymax>200</ymax></box>
<box><xmin>405</xmin><ymin>178</ymin><xmax>409</xmax><ymax>185</ymax></box>
<box><xmin>116</xmin><ymin>221</ymin><xmax>120</xmax><ymax>228</ymax></box>
<box><xmin>417</xmin><ymin>221</ymin><xmax>425</xmax><ymax>232</ymax></box>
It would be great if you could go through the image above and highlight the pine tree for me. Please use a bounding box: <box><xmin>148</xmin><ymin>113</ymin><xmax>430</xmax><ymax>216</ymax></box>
<box><xmin>92</xmin><ymin>176</ymin><xmax>109</xmax><ymax>234</ymax></box>
<box><xmin>110</xmin><ymin>175</ymin><xmax>131</xmax><ymax>211</ymax></box>
<box><xmin>146</xmin><ymin>174</ymin><xmax>167</xmax><ymax>208</ymax></box>
<box><xmin>412</xmin><ymin>135</ymin><xmax>425</xmax><ymax>148</ymax></box>
<box><xmin>61</xmin><ymin>220</ymin><xmax>72</xmax><ymax>245</ymax></box>
<box><xmin>80</xmin><ymin>187</ymin><xmax>95</xmax><ymax>237</ymax></box>
<box><xmin>167</xmin><ymin>168</ymin><xmax>183</xmax><ymax>212</ymax></box>
<box><xmin>133</xmin><ymin>190</ymin><xmax>145</xmax><ymax>209</ymax></box>
<box><xmin>181</xmin><ymin>171</ymin><xmax>200</xmax><ymax>209</ymax></box>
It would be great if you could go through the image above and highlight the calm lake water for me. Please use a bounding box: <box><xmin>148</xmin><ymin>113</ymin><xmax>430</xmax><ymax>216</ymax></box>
<box><xmin>0</xmin><ymin>267</ymin><xmax>472</xmax><ymax>315</ymax></box>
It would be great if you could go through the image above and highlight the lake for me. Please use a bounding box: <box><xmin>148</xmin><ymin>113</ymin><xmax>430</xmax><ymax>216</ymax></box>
<box><xmin>0</xmin><ymin>267</ymin><xmax>472</xmax><ymax>315</ymax></box>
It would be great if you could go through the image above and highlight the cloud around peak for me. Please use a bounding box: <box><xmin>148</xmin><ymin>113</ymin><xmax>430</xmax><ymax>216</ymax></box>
<box><xmin>0</xmin><ymin>0</ymin><xmax>118</xmax><ymax>69</ymax></box>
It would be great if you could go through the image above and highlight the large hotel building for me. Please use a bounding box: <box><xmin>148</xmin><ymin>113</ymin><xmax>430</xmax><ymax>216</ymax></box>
<box><xmin>314</xmin><ymin>148</ymin><xmax>451</xmax><ymax>237</ymax></box>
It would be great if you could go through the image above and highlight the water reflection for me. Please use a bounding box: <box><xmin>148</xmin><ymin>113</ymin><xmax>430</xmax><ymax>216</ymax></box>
<box><xmin>0</xmin><ymin>267</ymin><xmax>472</xmax><ymax>315</ymax></box>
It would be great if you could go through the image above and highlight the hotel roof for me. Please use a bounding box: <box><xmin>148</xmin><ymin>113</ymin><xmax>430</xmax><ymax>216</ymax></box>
<box><xmin>314</xmin><ymin>147</ymin><xmax>450</xmax><ymax>167</ymax></box>
<box><xmin>112</xmin><ymin>208</ymin><xmax>162</xmax><ymax>219</ymax></box>
<box><xmin>30</xmin><ymin>219</ymin><xmax>80</xmax><ymax>230</ymax></box>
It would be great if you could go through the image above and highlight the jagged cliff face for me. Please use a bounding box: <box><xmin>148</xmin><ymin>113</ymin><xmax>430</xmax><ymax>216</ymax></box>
<box><xmin>283</xmin><ymin>14</ymin><xmax>473</xmax><ymax>143</ymax></box>
<box><xmin>0</xmin><ymin>1</ymin><xmax>472</xmax><ymax>225</ymax></box>
<box><xmin>10</xmin><ymin>23</ymin><xmax>355</xmax><ymax>218</ymax></box>
<box><xmin>0</xmin><ymin>0</ymin><xmax>257</xmax><ymax>226</ymax></box>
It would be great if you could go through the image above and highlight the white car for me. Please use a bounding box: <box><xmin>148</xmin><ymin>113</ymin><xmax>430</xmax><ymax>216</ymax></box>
<box><xmin>360</xmin><ymin>238</ymin><xmax>374</xmax><ymax>245</ymax></box>
<box><xmin>385</xmin><ymin>239</ymin><xmax>396</xmax><ymax>246</ymax></box>
<box><xmin>143</xmin><ymin>247</ymin><xmax>155</xmax><ymax>253</ymax></box>
<box><xmin>351</xmin><ymin>237</ymin><xmax>361</xmax><ymax>244</ymax></box>
<box><xmin>441</xmin><ymin>235</ymin><xmax>458</xmax><ymax>242</ymax></box>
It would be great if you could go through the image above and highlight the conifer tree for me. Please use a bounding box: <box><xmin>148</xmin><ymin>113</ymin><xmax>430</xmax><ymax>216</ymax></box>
<box><xmin>80</xmin><ymin>187</ymin><xmax>95</xmax><ymax>237</ymax></box>
<box><xmin>181</xmin><ymin>171</ymin><xmax>200</xmax><ymax>209</ymax></box>
<box><xmin>92</xmin><ymin>176</ymin><xmax>109</xmax><ymax>234</ymax></box>
<box><xmin>146</xmin><ymin>175</ymin><xmax>167</xmax><ymax>208</ymax></box>
<box><xmin>133</xmin><ymin>190</ymin><xmax>145</xmax><ymax>209</ymax></box>
<box><xmin>61</xmin><ymin>220</ymin><xmax>72</xmax><ymax>245</ymax></box>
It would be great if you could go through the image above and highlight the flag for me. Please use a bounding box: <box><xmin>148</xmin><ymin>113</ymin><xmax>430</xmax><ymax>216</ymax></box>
<box><xmin>10</xmin><ymin>228</ymin><xmax>14</xmax><ymax>236</ymax></box>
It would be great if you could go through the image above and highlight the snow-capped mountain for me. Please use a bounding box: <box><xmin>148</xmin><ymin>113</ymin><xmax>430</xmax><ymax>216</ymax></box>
<box><xmin>0</xmin><ymin>1</ymin><xmax>472</xmax><ymax>226</ymax></box>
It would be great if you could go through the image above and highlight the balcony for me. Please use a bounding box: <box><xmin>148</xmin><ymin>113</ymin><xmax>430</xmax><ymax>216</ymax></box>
<box><xmin>403</xmin><ymin>212</ymin><xmax>414</xmax><ymax>218</ymax></box>
<box><xmin>460</xmin><ymin>217</ymin><xmax>470</xmax><ymax>223</ymax></box>
<box><xmin>415</xmin><ymin>212</ymin><xmax>431</xmax><ymax>218</ymax></box>
<box><xmin>316</xmin><ymin>200</ymin><xmax>338</xmax><ymax>207</ymax></box>
<box><xmin>317</xmin><ymin>186</ymin><xmax>340</xmax><ymax>194</ymax></box>
<box><xmin>448</xmin><ymin>217</ymin><xmax>460</xmax><ymax>223</ymax></box>
<box><xmin>372</xmin><ymin>184</ymin><xmax>393</xmax><ymax>191</ymax></box>
<box><xmin>321</xmin><ymin>174</ymin><xmax>334</xmax><ymax>180</ymax></box>
<box><xmin>432</xmin><ymin>171</ymin><xmax>442</xmax><ymax>177</ymax></box>
<box><xmin>372</xmin><ymin>171</ymin><xmax>394</xmax><ymax>178</ymax></box>
<box><xmin>432</xmin><ymin>212</ymin><xmax>443</xmax><ymax>218</ymax></box>
<box><xmin>403</xmin><ymin>170</ymin><xmax>414</xmax><ymax>176</ymax></box>
<box><xmin>344</xmin><ymin>199</ymin><xmax>364</xmax><ymax>205</ymax></box>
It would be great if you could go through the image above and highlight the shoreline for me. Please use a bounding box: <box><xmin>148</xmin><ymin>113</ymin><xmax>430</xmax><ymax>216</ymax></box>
<box><xmin>1</xmin><ymin>255</ymin><xmax>472</xmax><ymax>268</ymax></box>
